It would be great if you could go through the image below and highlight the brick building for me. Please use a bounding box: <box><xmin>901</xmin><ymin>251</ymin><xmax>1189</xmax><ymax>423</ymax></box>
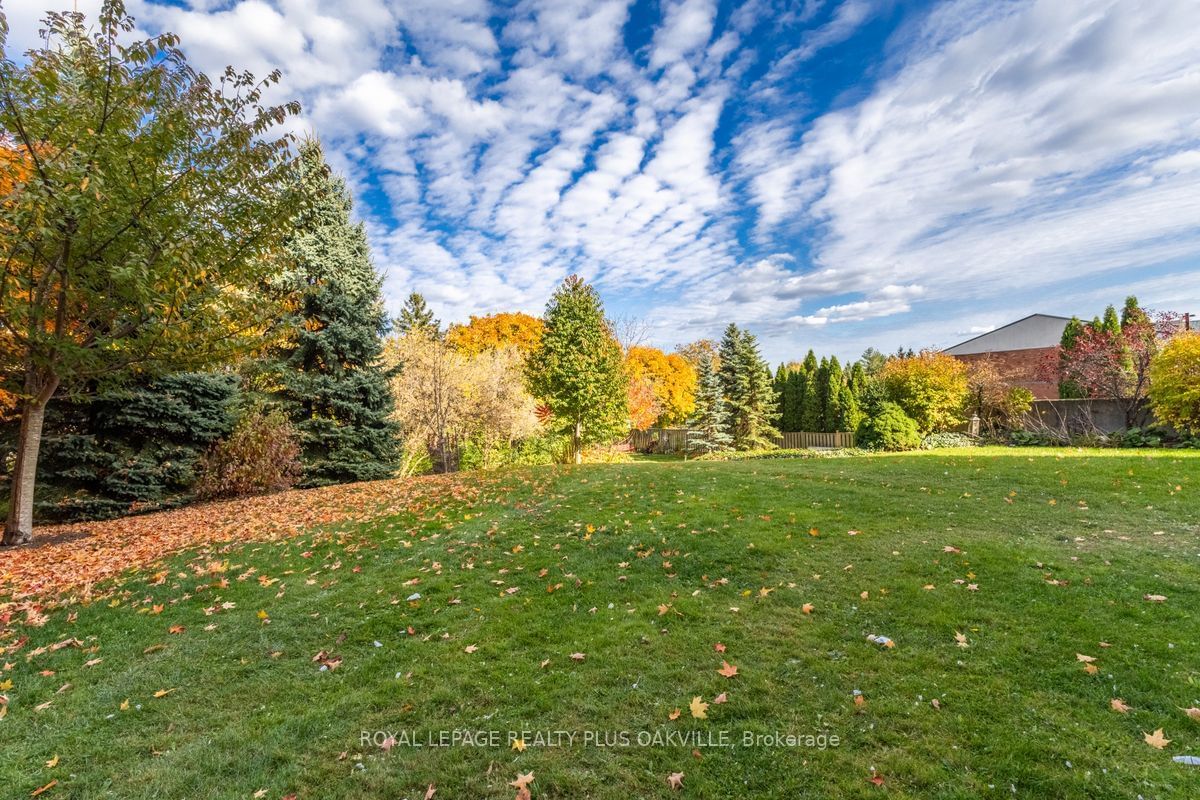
<box><xmin>943</xmin><ymin>314</ymin><xmax>1071</xmax><ymax>399</ymax></box>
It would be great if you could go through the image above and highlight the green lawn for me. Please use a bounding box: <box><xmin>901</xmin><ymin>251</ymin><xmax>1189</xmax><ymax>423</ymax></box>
<box><xmin>2</xmin><ymin>448</ymin><xmax>1198</xmax><ymax>799</ymax></box>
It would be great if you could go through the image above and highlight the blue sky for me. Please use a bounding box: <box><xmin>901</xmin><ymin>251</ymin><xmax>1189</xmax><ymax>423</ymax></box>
<box><xmin>6</xmin><ymin>0</ymin><xmax>1200</xmax><ymax>362</ymax></box>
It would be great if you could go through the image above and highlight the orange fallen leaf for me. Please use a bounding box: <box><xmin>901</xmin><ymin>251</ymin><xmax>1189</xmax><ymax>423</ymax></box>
<box><xmin>667</xmin><ymin>772</ymin><xmax>684</xmax><ymax>790</ymax></box>
<box><xmin>713</xmin><ymin>643</ymin><xmax>726</xmax><ymax>653</ymax></box>
<box><xmin>152</xmin><ymin>688</ymin><xmax>175</xmax><ymax>698</ymax></box>
<box><xmin>1110</xmin><ymin>698</ymin><xmax>1131</xmax><ymax>713</ymax></box>
<box><xmin>717</xmin><ymin>661</ymin><xmax>738</xmax><ymax>678</ymax></box>
<box><xmin>1143</xmin><ymin>728</ymin><xmax>1170</xmax><ymax>749</ymax></box>
<box><xmin>668</xmin><ymin>708</ymin><xmax>681</xmax><ymax>720</ymax></box>
<box><xmin>463</xmin><ymin>645</ymin><xmax>478</xmax><ymax>654</ymax></box>
<box><xmin>712</xmin><ymin>692</ymin><xmax>728</xmax><ymax>704</ymax></box>
<box><xmin>570</xmin><ymin>652</ymin><xmax>586</xmax><ymax>662</ymax></box>
<box><xmin>801</xmin><ymin>603</ymin><xmax>814</xmax><ymax>614</ymax></box>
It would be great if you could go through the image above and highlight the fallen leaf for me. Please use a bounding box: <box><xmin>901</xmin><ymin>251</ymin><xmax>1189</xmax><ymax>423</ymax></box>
<box><xmin>511</xmin><ymin>738</ymin><xmax>526</xmax><ymax>752</ymax></box>
<box><xmin>1183</xmin><ymin>707</ymin><xmax>1200</xmax><ymax>722</ymax></box>
<box><xmin>1110</xmin><ymin>698</ymin><xmax>1131</xmax><ymax>713</ymax></box>
<box><xmin>712</xmin><ymin>692</ymin><xmax>728</xmax><ymax>704</ymax></box>
<box><xmin>1143</xmin><ymin>594</ymin><xmax>1167</xmax><ymax>603</ymax></box>
<box><xmin>713</xmin><ymin>642</ymin><xmax>726</xmax><ymax>653</ymax></box>
<box><xmin>717</xmin><ymin>661</ymin><xmax>738</xmax><ymax>678</ymax></box>
<box><xmin>464</xmin><ymin>645</ymin><xmax>478</xmax><ymax>654</ymax></box>
<box><xmin>667</xmin><ymin>772</ymin><xmax>685</xmax><ymax>790</ymax></box>
<box><xmin>509</xmin><ymin>771</ymin><xmax>535</xmax><ymax>790</ymax></box>
<box><xmin>425</xmin><ymin>784</ymin><xmax>436</xmax><ymax>800</ymax></box>
<box><xmin>45</xmin><ymin>754</ymin><xmax>59</xmax><ymax>768</ymax></box>
<box><xmin>153</xmin><ymin>688</ymin><xmax>175</xmax><ymax>698</ymax></box>
<box><xmin>1144</xmin><ymin>728</ymin><xmax>1171</xmax><ymax>749</ymax></box>
<box><xmin>689</xmin><ymin>696</ymin><xmax>708</xmax><ymax>719</ymax></box>
<box><xmin>954</xmin><ymin>631</ymin><xmax>969</xmax><ymax>648</ymax></box>
<box><xmin>1076</xmin><ymin>653</ymin><xmax>1096</xmax><ymax>663</ymax></box>
<box><xmin>801</xmin><ymin>603</ymin><xmax>814</xmax><ymax>614</ymax></box>
<box><xmin>31</xmin><ymin>780</ymin><xmax>57</xmax><ymax>797</ymax></box>
<box><xmin>570</xmin><ymin>652</ymin><xmax>586</xmax><ymax>662</ymax></box>
<box><xmin>668</xmin><ymin>708</ymin><xmax>681</xmax><ymax>720</ymax></box>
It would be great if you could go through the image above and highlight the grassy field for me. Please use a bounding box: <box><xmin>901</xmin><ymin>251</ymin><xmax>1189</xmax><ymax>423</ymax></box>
<box><xmin>1</xmin><ymin>447</ymin><xmax>1198</xmax><ymax>799</ymax></box>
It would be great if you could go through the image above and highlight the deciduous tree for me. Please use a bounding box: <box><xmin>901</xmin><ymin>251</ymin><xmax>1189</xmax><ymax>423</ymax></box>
<box><xmin>447</xmin><ymin>312</ymin><xmax>544</xmax><ymax>357</ymax></box>
<box><xmin>879</xmin><ymin>351</ymin><xmax>970</xmax><ymax>434</ymax></box>
<box><xmin>1148</xmin><ymin>332</ymin><xmax>1200</xmax><ymax>434</ymax></box>
<box><xmin>0</xmin><ymin>3</ymin><xmax>302</xmax><ymax>544</ymax></box>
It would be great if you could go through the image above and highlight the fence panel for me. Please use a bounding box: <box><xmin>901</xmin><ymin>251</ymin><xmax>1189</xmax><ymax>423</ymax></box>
<box><xmin>630</xmin><ymin>428</ymin><xmax>854</xmax><ymax>452</ymax></box>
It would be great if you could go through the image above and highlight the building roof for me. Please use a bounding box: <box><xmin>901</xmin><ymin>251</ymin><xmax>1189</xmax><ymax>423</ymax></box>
<box><xmin>944</xmin><ymin>313</ymin><xmax>1072</xmax><ymax>356</ymax></box>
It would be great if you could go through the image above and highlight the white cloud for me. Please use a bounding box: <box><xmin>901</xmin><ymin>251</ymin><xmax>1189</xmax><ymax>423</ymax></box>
<box><xmin>650</xmin><ymin>0</ymin><xmax>717</xmax><ymax>70</ymax></box>
<box><xmin>743</xmin><ymin>0</ymin><xmax>1200</xmax><ymax>311</ymax></box>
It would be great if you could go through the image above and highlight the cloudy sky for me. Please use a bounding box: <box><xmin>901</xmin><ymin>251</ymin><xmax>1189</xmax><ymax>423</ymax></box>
<box><xmin>5</xmin><ymin>0</ymin><xmax>1200</xmax><ymax>361</ymax></box>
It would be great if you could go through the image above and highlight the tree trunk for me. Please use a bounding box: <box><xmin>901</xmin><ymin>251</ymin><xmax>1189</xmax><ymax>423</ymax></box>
<box><xmin>3</xmin><ymin>376</ymin><xmax>59</xmax><ymax>547</ymax></box>
<box><xmin>573</xmin><ymin>420</ymin><xmax>582</xmax><ymax>465</ymax></box>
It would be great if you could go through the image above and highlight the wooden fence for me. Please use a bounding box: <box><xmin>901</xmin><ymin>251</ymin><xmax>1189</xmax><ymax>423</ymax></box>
<box><xmin>629</xmin><ymin>428</ymin><xmax>855</xmax><ymax>453</ymax></box>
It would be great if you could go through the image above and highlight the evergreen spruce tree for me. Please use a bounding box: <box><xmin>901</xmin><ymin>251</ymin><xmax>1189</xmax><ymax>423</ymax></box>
<box><xmin>395</xmin><ymin>292</ymin><xmax>440</xmax><ymax>337</ymax></box>
<box><xmin>271</xmin><ymin>141</ymin><xmax>398</xmax><ymax>486</ymax></box>
<box><xmin>798</xmin><ymin>350</ymin><xmax>822</xmax><ymax>431</ymax></box>
<box><xmin>686</xmin><ymin>354</ymin><xmax>733</xmax><ymax>454</ymax></box>
<box><xmin>526</xmin><ymin>275</ymin><xmax>628</xmax><ymax>464</ymax></box>
<box><xmin>717</xmin><ymin>324</ymin><xmax>779</xmax><ymax>449</ymax></box>
<box><xmin>28</xmin><ymin>372</ymin><xmax>239</xmax><ymax>520</ymax></box>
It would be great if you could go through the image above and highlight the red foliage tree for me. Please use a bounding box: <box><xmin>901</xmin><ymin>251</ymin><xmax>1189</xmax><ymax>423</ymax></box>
<box><xmin>1040</xmin><ymin>315</ymin><xmax>1178</xmax><ymax>426</ymax></box>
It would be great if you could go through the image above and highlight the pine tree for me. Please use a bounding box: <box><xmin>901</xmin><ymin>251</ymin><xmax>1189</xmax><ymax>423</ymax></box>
<box><xmin>526</xmin><ymin>275</ymin><xmax>628</xmax><ymax>463</ymax></box>
<box><xmin>717</xmin><ymin>324</ymin><xmax>779</xmax><ymax>449</ymax></box>
<box><xmin>271</xmin><ymin>141</ymin><xmax>399</xmax><ymax>487</ymax></box>
<box><xmin>395</xmin><ymin>292</ymin><xmax>440</xmax><ymax>337</ymax></box>
<box><xmin>686</xmin><ymin>354</ymin><xmax>733</xmax><ymax>454</ymax></box>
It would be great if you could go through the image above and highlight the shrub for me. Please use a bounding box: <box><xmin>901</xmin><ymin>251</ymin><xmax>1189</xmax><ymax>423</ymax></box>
<box><xmin>856</xmin><ymin>403</ymin><xmax>922</xmax><ymax>451</ymax></box>
<box><xmin>694</xmin><ymin>448</ymin><xmax>858</xmax><ymax>462</ymax></box>
<box><xmin>879</xmin><ymin>352</ymin><xmax>969</xmax><ymax>433</ymax></box>
<box><xmin>921</xmin><ymin>432</ymin><xmax>978</xmax><ymax>449</ymax></box>
<box><xmin>195</xmin><ymin>408</ymin><xmax>302</xmax><ymax>500</ymax></box>
<box><xmin>1148</xmin><ymin>332</ymin><xmax>1200</xmax><ymax>434</ymax></box>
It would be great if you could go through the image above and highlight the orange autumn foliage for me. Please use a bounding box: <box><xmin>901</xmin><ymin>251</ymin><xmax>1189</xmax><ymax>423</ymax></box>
<box><xmin>446</xmin><ymin>312</ymin><xmax>544</xmax><ymax>357</ymax></box>
<box><xmin>625</xmin><ymin>346</ymin><xmax>696</xmax><ymax>426</ymax></box>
